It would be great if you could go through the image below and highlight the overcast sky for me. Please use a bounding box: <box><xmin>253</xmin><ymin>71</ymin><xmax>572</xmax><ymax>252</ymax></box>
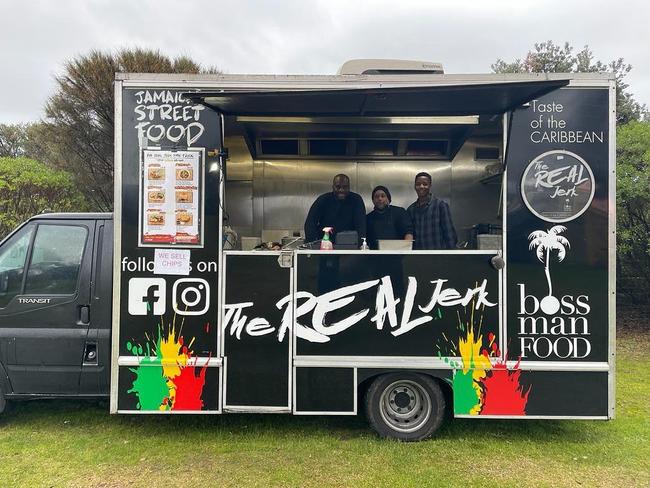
<box><xmin>1</xmin><ymin>0</ymin><xmax>648</xmax><ymax>124</ymax></box>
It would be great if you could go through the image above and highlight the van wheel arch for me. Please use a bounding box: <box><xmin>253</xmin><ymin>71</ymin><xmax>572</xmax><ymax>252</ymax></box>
<box><xmin>359</xmin><ymin>371</ymin><xmax>452</xmax><ymax>401</ymax></box>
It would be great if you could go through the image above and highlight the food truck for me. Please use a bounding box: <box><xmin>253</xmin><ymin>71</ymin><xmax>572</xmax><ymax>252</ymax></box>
<box><xmin>0</xmin><ymin>60</ymin><xmax>615</xmax><ymax>441</ymax></box>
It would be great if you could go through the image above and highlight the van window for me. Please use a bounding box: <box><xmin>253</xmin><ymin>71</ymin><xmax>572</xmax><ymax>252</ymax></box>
<box><xmin>24</xmin><ymin>225</ymin><xmax>88</xmax><ymax>295</ymax></box>
<box><xmin>0</xmin><ymin>226</ymin><xmax>34</xmax><ymax>308</ymax></box>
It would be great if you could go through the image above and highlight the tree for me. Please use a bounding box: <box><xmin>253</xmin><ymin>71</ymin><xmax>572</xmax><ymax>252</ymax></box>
<box><xmin>0</xmin><ymin>122</ymin><xmax>52</xmax><ymax>162</ymax></box>
<box><xmin>0</xmin><ymin>123</ymin><xmax>29</xmax><ymax>158</ymax></box>
<box><xmin>0</xmin><ymin>157</ymin><xmax>88</xmax><ymax>238</ymax></box>
<box><xmin>41</xmin><ymin>48</ymin><xmax>221</xmax><ymax>211</ymax></box>
<box><xmin>492</xmin><ymin>41</ymin><xmax>646</xmax><ymax>124</ymax></box>
<box><xmin>616</xmin><ymin>121</ymin><xmax>650</xmax><ymax>304</ymax></box>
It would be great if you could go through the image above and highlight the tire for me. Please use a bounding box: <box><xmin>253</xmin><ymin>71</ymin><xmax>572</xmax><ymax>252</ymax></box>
<box><xmin>365</xmin><ymin>372</ymin><xmax>446</xmax><ymax>441</ymax></box>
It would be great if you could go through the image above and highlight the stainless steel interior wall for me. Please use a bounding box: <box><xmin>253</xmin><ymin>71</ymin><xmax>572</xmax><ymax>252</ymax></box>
<box><xmin>223</xmin><ymin>180</ymin><xmax>252</xmax><ymax>231</ymax></box>
<box><xmin>356</xmin><ymin>161</ymin><xmax>451</xmax><ymax>215</ymax></box>
<box><xmin>224</xmin><ymin>136</ymin><xmax>502</xmax><ymax>246</ymax></box>
<box><xmin>259</xmin><ymin>160</ymin><xmax>358</xmax><ymax>236</ymax></box>
<box><xmin>223</xmin><ymin>136</ymin><xmax>254</xmax><ymax>237</ymax></box>
<box><xmin>224</xmin><ymin>136</ymin><xmax>253</xmax><ymax>181</ymax></box>
<box><xmin>450</xmin><ymin>136</ymin><xmax>503</xmax><ymax>243</ymax></box>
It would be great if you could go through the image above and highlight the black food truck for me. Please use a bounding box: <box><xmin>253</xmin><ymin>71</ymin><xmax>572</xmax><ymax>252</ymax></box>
<box><xmin>0</xmin><ymin>60</ymin><xmax>615</xmax><ymax>440</ymax></box>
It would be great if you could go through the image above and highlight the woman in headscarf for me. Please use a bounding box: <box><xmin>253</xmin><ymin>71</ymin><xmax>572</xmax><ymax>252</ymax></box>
<box><xmin>366</xmin><ymin>185</ymin><xmax>413</xmax><ymax>250</ymax></box>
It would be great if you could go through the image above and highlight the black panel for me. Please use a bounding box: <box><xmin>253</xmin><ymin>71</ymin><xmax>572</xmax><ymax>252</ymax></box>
<box><xmin>118</xmin><ymin>89</ymin><xmax>221</xmax><ymax>355</ymax></box>
<box><xmin>309</xmin><ymin>139</ymin><xmax>348</xmax><ymax>156</ymax></box>
<box><xmin>357</xmin><ymin>368</ymin><xmax>453</xmax><ymax>385</ymax></box>
<box><xmin>521</xmin><ymin>371</ymin><xmax>608</xmax><ymax>416</ymax></box>
<box><xmin>117</xmin><ymin>88</ymin><xmax>222</xmax><ymax>411</ymax></box>
<box><xmin>117</xmin><ymin>365</ymin><xmax>220</xmax><ymax>411</ymax></box>
<box><xmin>186</xmin><ymin>80</ymin><xmax>569</xmax><ymax>117</ymax></box>
<box><xmin>260</xmin><ymin>139</ymin><xmax>299</xmax><ymax>155</ymax></box>
<box><xmin>506</xmin><ymin>88</ymin><xmax>610</xmax><ymax>363</ymax></box>
<box><xmin>224</xmin><ymin>254</ymin><xmax>290</xmax><ymax>407</ymax></box>
<box><xmin>295</xmin><ymin>253</ymin><xmax>500</xmax><ymax>357</ymax></box>
<box><xmin>296</xmin><ymin>367</ymin><xmax>354</xmax><ymax>412</ymax></box>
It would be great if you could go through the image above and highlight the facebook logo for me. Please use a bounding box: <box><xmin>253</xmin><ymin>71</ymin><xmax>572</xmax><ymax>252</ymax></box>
<box><xmin>128</xmin><ymin>278</ymin><xmax>167</xmax><ymax>316</ymax></box>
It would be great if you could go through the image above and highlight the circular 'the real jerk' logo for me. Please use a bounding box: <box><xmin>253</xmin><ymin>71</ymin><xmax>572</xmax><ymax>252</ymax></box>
<box><xmin>520</xmin><ymin>150</ymin><xmax>595</xmax><ymax>223</ymax></box>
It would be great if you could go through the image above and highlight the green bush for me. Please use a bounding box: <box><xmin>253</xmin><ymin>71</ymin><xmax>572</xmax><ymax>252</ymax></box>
<box><xmin>0</xmin><ymin>157</ymin><xmax>88</xmax><ymax>238</ymax></box>
<box><xmin>617</xmin><ymin>121</ymin><xmax>650</xmax><ymax>304</ymax></box>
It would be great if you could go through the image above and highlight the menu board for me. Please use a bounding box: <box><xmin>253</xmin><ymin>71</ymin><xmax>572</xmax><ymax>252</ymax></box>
<box><xmin>139</xmin><ymin>149</ymin><xmax>204</xmax><ymax>247</ymax></box>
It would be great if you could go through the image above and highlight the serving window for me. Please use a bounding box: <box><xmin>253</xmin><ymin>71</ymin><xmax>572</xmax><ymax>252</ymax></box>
<box><xmin>219</xmin><ymin>119</ymin><xmax>505</xmax><ymax>251</ymax></box>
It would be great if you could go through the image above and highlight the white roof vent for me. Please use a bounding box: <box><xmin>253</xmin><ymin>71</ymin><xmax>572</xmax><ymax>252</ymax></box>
<box><xmin>337</xmin><ymin>59</ymin><xmax>444</xmax><ymax>75</ymax></box>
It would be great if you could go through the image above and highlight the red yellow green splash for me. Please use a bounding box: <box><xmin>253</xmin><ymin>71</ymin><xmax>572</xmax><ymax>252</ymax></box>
<box><xmin>440</xmin><ymin>301</ymin><xmax>531</xmax><ymax>416</ymax></box>
<box><xmin>126</xmin><ymin>318</ymin><xmax>208</xmax><ymax>411</ymax></box>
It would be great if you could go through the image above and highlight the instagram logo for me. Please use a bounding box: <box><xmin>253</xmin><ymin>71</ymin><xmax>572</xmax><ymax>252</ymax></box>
<box><xmin>172</xmin><ymin>278</ymin><xmax>210</xmax><ymax>315</ymax></box>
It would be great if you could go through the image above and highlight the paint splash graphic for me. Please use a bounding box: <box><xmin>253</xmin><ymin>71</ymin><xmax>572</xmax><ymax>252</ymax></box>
<box><xmin>480</xmin><ymin>358</ymin><xmax>530</xmax><ymax>415</ymax></box>
<box><xmin>439</xmin><ymin>288</ymin><xmax>531</xmax><ymax>416</ymax></box>
<box><xmin>126</xmin><ymin>318</ymin><xmax>209</xmax><ymax>411</ymax></box>
<box><xmin>171</xmin><ymin>364</ymin><xmax>208</xmax><ymax>410</ymax></box>
<box><xmin>449</xmin><ymin>324</ymin><xmax>491</xmax><ymax>415</ymax></box>
<box><xmin>456</xmin><ymin>336</ymin><xmax>530</xmax><ymax>415</ymax></box>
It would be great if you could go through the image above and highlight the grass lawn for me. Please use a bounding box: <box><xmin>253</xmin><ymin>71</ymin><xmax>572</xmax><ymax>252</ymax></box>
<box><xmin>0</xmin><ymin>328</ymin><xmax>648</xmax><ymax>488</ymax></box>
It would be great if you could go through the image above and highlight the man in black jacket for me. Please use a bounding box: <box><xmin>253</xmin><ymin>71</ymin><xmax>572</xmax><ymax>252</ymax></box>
<box><xmin>366</xmin><ymin>185</ymin><xmax>413</xmax><ymax>249</ymax></box>
<box><xmin>304</xmin><ymin>174</ymin><xmax>367</xmax><ymax>243</ymax></box>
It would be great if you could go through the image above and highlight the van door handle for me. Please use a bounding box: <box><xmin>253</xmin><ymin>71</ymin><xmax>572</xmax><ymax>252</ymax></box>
<box><xmin>79</xmin><ymin>305</ymin><xmax>90</xmax><ymax>325</ymax></box>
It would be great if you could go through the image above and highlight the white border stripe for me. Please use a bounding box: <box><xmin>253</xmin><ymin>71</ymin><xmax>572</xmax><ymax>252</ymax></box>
<box><xmin>502</xmin><ymin>111</ymin><xmax>509</xmax><ymax>364</ymax></box>
<box><xmin>456</xmin><ymin>415</ymin><xmax>608</xmax><ymax>420</ymax></box>
<box><xmin>109</xmin><ymin>81</ymin><xmax>123</xmax><ymax>414</ymax></box>
<box><xmin>294</xmin><ymin>249</ymin><xmax>498</xmax><ymax>255</ymax></box>
<box><xmin>608</xmin><ymin>80</ymin><xmax>617</xmax><ymax>420</ymax></box>
<box><xmin>117</xmin><ymin>356</ymin><xmax>222</xmax><ymax>367</ymax></box>
<box><xmin>293</xmin><ymin>356</ymin><xmax>609</xmax><ymax>371</ymax></box>
<box><xmin>117</xmin><ymin>410</ymin><xmax>221</xmax><ymax>415</ymax></box>
<box><xmin>225</xmin><ymin>406</ymin><xmax>291</xmax><ymax>413</ymax></box>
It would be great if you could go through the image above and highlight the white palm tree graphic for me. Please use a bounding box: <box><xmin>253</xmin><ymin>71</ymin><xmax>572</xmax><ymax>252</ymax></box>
<box><xmin>528</xmin><ymin>225</ymin><xmax>571</xmax><ymax>314</ymax></box>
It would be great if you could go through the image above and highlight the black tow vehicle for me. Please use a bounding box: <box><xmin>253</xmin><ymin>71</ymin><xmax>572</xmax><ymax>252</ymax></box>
<box><xmin>0</xmin><ymin>213</ymin><xmax>113</xmax><ymax>410</ymax></box>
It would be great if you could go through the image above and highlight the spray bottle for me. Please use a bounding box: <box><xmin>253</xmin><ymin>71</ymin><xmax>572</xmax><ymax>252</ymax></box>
<box><xmin>320</xmin><ymin>227</ymin><xmax>334</xmax><ymax>250</ymax></box>
<box><xmin>360</xmin><ymin>237</ymin><xmax>369</xmax><ymax>251</ymax></box>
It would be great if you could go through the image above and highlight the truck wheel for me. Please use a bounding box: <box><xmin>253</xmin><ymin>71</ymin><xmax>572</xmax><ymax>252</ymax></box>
<box><xmin>365</xmin><ymin>373</ymin><xmax>446</xmax><ymax>441</ymax></box>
